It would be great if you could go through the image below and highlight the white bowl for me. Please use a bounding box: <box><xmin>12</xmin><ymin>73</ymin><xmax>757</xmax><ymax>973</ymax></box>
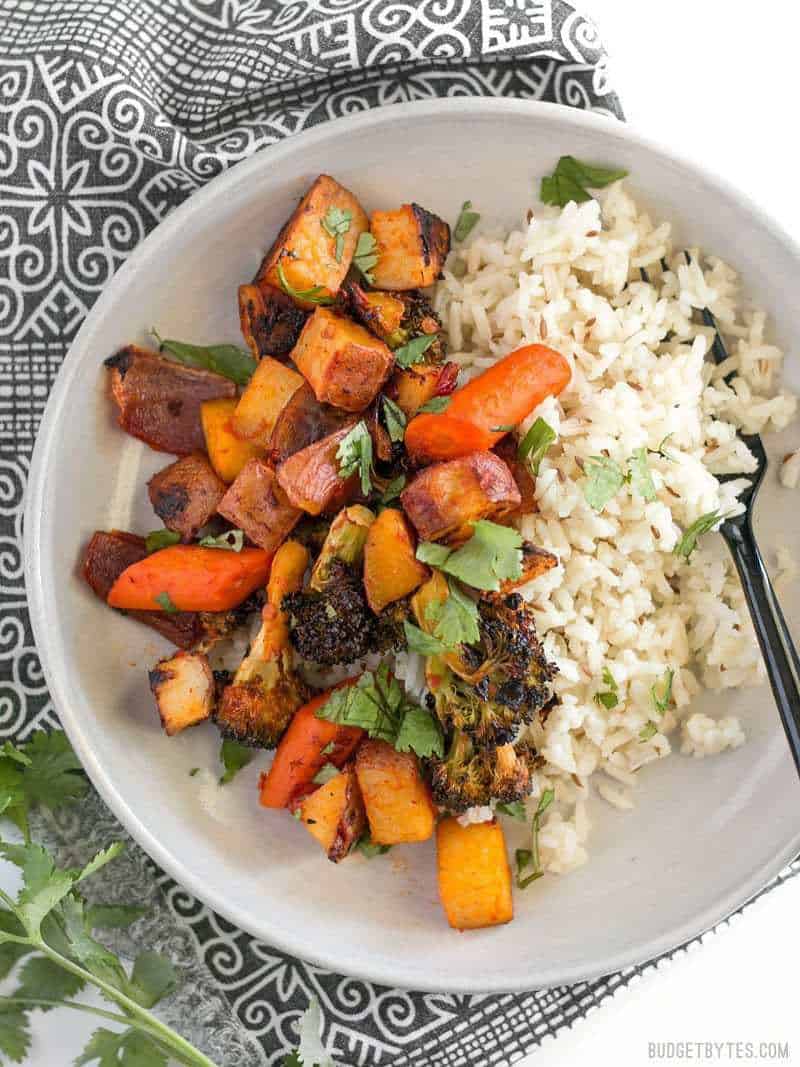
<box><xmin>24</xmin><ymin>99</ymin><xmax>800</xmax><ymax>992</ymax></box>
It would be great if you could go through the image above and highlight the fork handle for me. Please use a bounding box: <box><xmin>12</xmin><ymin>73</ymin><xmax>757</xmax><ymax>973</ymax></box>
<box><xmin>725</xmin><ymin>520</ymin><xmax>800</xmax><ymax>776</ymax></box>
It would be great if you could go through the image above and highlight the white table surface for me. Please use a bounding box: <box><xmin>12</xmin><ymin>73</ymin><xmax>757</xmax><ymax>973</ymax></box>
<box><xmin>15</xmin><ymin>1</ymin><xmax>800</xmax><ymax>1063</ymax></box>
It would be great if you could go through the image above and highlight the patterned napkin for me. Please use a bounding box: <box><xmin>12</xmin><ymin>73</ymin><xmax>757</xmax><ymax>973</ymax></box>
<box><xmin>2</xmin><ymin>3</ymin><xmax>793</xmax><ymax>1065</ymax></box>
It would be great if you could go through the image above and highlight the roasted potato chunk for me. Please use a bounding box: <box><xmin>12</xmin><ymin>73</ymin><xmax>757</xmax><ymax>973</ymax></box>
<box><xmin>355</xmin><ymin>739</ymin><xmax>436</xmax><ymax>845</ymax></box>
<box><xmin>147</xmin><ymin>453</ymin><xmax>226</xmax><ymax>541</ymax></box>
<box><xmin>297</xmin><ymin>764</ymin><xmax>366</xmax><ymax>863</ymax></box>
<box><xmin>149</xmin><ymin>651</ymin><xmax>215</xmax><ymax>736</ymax></box>
<box><xmin>369</xmin><ymin>204</ymin><xmax>451</xmax><ymax>290</ymax></box>
<box><xmin>255</xmin><ymin>174</ymin><xmax>369</xmax><ymax>307</ymax></box>
<box><xmin>267</xmin><ymin>382</ymin><xmax>349</xmax><ymax>467</ymax></box>
<box><xmin>363</xmin><ymin>507</ymin><xmax>428</xmax><ymax>613</ymax></box>
<box><xmin>290</xmin><ymin>308</ymin><xmax>393</xmax><ymax>413</ymax></box>
<box><xmin>231</xmin><ymin>355</ymin><xmax>304</xmax><ymax>447</ymax></box>
<box><xmin>238</xmin><ymin>283</ymin><xmax>307</xmax><ymax>361</ymax></box>
<box><xmin>500</xmin><ymin>542</ymin><xmax>558</xmax><ymax>593</ymax></box>
<box><xmin>491</xmin><ymin>435</ymin><xmax>537</xmax><ymax>518</ymax></box>
<box><xmin>217</xmin><ymin>458</ymin><xmax>301</xmax><ymax>552</ymax></box>
<box><xmin>388</xmin><ymin>363</ymin><xmax>458</xmax><ymax>419</ymax></box>
<box><xmin>401</xmin><ymin>451</ymin><xmax>521</xmax><ymax>543</ymax></box>
<box><xmin>276</xmin><ymin>423</ymin><xmax>358</xmax><ymax>516</ymax></box>
<box><xmin>105</xmin><ymin>345</ymin><xmax>236</xmax><ymax>455</ymax></box>
<box><xmin>201</xmin><ymin>397</ymin><xmax>264</xmax><ymax>484</ymax></box>
<box><xmin>436</xmin><ymin>817</ymin><xmax>514</xmax><ymax>930</ymax></box>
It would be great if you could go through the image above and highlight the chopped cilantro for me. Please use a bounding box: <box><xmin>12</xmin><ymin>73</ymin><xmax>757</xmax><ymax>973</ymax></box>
<box><xmin>144</xmin><ymin>529</ymin><xmax>180</xmax><ymax>553</ymax></box>
<box><xmin>518</xmin><ymin>417</ymin><xmax>556</xmax><ymax>475</ymax></box>
<box><xmin>394</xmin><ymin>334</ymin><xmax>436</xmax><ymax>369</ymax></box>
<box><xmin>540</xmin><ymin>156</ymin><xmax>628</xmax><ymax>207</ymax></box>
<box><xmin>353</xmin><ymin>231</ymin><xmax>379</xmax><ymax>284</ymax></box>
<box><xmin>336</xmin><ymin>421</ymin><xmax>373</xmax><ymax>495</ymax></box>
<box><xmin>454</xmin><ymin>201</ymin><xmax>480</xmax><ymax>242</ymax></box>
<box><xmin>674</xmin><ymin>511</ymin><xmax>724</xmax><ymax>561</ymax></box>
<box><xmin>320</xmin><ymin>206</ymin><xmax>352</xmax><ymax>263</ymax></box>
<box><xmin>381</xmin><ymin>395</ymin><xmax>406</xmax><ymax>443</ymax></box>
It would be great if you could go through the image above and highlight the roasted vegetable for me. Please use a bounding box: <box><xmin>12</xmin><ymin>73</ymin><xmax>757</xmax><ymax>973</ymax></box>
<box><xmin>309</xmin><ymin>505</ymin><xmax>374</xmax><ymax>591</ymax></box>
<box><xmin>217</xmin><ymin>457</ymin><xmax>301</xmax><ymax>551</ymax></box>
<box><xmin>82</xmin><ymin>530</ymin><xmax>246</xmax><ymax>649</ymax></box>
<box><xmin>263</xmin><ymin>540</ymin><xmax>310</xmax><ymax>658</ymax></box>
<box><xmin>231</xmin><ymin>355</ymin><xmax>304</xmax><ymax>447</ymax></box>
<box><xmin>427</xmin><ymin>732</ymin><xmax>538</xmax><ymax>812</ymax></box>
<box><xmin>201</xmin><ymin>397</ymin><xmax>265</xmax><ymax>484</ymax></box>
<box><xmin>284</xmin><ymin>558</ymin><xmax>375</xmax><ymax>666</ymax></box>
<box><xmin>290</xmin><ymin>308</ymin><xmax>394</xmax><ymax>413</ymax></box>
<box><xmin>436</xmin><ymin>817</ymin><xmax>514</xmax><ymax>929</ymax></box>
<box><xmin>347</xmin><ymin>283</ymin><xmax>445</xmax><ymax>357</ymax></box>
<box><xmin>238</xmin><ymin>282</ymin><xmax>307</xmax><ymax>360</ymax></box>
<box><xmin>363</xmin><ymin>507</ymin><xmax>428</xmax><ymax>613</ymax></box>
<box><xmin>259</xmin><ymin>683</ymin><xmax>363</xmax><ymax>808</ymax></box>
<box><xmin>276</xmin><ymin>422</ymin><xmax>359</xmax><ymax>516</ymax></box>
<box><xmin>491</xmin><ymin>435</ymin><xmax>537</xmax><ymax>518</ymax></box>
<box><xmin>296</xmin><ymin>763</ymin><xmax>366</xmax><ymax>862</ymax></box>
<box><xmin>498</xmin><ymin>542</ymin><xmax>558</xmax><ymax>594</ymax></box>
<box><xmin>354</xmin><ymin>739</ymin><xmax>436</xmax><ymax>845</ymax></box>
<box><xmin>106</xmin><ymin>544</ymin><xmax>272</xmax><ymax>612</ymax></box>
<box><xmin>267</xmin><ymin>382</ymin><xmax>349</xmax><ymax>467</ymax></box>
<box><xmin>147</xmin><ymin>453</ymin><xmax>226</xmax><ymax>541</ymax></box>
<box><xmin>369</xmin><ymin>204</ymin><xmax>451</xmax><ymax>290</ymax></box>
<box><xmin>389</xmin><ymin>362</ymin><xmax>458</xmax><ymax>419</ymax></box>
<box><xmin>149</xmin><ymin>651</ymin><xmax>215</xmax><ymax>736</ymax></box>
<box><xmin>254</xmin><ymin>174</ymin><xmax>369</xmax><ymax>307</ymax></box>
<box><xmin>105</xmin><ymin>345</ymin><xmax>236</xmax><ymax>455</ymax></box>
<box><xmin>405</xmin><ymin>343</ymin><xmax>571</xmax><ymax>463</ymax></box>
<box><xmin>401</xmin><ymin>451</ymin><xmax>521</xmax><ymax>543</ymax></box>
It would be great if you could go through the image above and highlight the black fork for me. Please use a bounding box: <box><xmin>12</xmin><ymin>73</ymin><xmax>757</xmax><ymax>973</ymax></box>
<box><xmin>641</xmin><ymin>256</ymin><xmax>800</xmax><ymax>775</ymax></box>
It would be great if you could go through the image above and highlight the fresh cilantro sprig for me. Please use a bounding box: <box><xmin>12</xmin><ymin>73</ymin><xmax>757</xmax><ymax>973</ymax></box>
<box><xmin>453</xmin><ymin>201</ymin><xmax>480</xmax><ymax>242</ymax></box>
<box><xmin>336</xmin><ymin>421</ymin><xmax>373</xmax><ymax>496</ymax></box>
<box><xmin>674</xmin><ymin>511</ymin><xmax>725</xmax><ymax>561</ymax></box>
<box><xmin>151</xmin><ymin>328</ymin><xmax>256</xmax><ymax>387</ymax></box>
<box><xmin>320</xmin><ymin>206</ymin><xmax>352</xmax><ymax>263</ymax></box>
<box><xmin>0</xmin><ymin>731</ymin><xmax>216</xmax><ymax>1067</ymax></box>
<box><xmin>416</xmin><ymin>521</ymin><xmax>523</xmax><ymax>592</ymax></box>
<box><xmin>540</xmin><ymin>156</ymin><xmax>628</xmax><ymax>208</ymax></box>
<box><xmin>316</xmin><ymin>665</ymin><xmax>444</xmax><ymax>759</ymax></box>
<box><xmin>515</xmin><ymin>788</ymin><xmax>555</xmax><ymax>888</ymax></box>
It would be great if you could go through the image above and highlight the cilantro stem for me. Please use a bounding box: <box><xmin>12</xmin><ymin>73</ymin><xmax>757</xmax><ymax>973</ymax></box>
<box><xmin>35</xmin><ymin>941</ymin><xmax>217</xmax><ymax>1067</ymax></box>
<box><xmin>0</xmin><ymin>996</ymin><xmax>134</xmax><ymax>1026</ymax></box>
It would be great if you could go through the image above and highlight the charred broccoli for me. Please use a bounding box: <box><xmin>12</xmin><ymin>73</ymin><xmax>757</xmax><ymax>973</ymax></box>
<box><xmin>431</xmin><ymin>594</ymin><xmax>556</xmax><ymax>747</ymax></box>
<box><xmin>427</xmin><ymin>732</ymin><xmax>540</xmax><ymax>812</ymax></box>
<box><xmin>214</xmin><ymin>657</ymin><xmax>309</xmax><ymax>748</ymax></box>
<box><xmin>346</xmin><ymin>284</ymin><xmax>446</xmax><ymax>361</ymax></box>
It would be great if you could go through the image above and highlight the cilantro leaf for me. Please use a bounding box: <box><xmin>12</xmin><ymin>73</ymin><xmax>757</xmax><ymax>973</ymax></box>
<box><xmin>394</xmin><ymin>334</ymin><xmax>436</xmax><ymax>369</ymax></box>
<box><xmin>594</xmin><ymin>667</ymin><xmax>619</xmax><ymax>710</ymax></box>
<box><xmin>55</xmin><ymin>895</ymin><xmax>129</xmax><ymax>993</ymax></box>
<box><xmin>154</xmin><ymin>591</ymin><xmax>179</xmax><ymax>613</ymax></box>
<box><xmin>425</xmin><ymin>579</ymin><xmax>480</xmax><ymax>647</ymax></box>
<box><xmin>516</xmin><ymin>788</ymin><xmax>555</xmax><ymax>888</ymax></box>
<box><xmin>356</xmin><ymin>834</ymin><xmax>391</xmax><ymax>859</ymax></box>
<box><xmin>495</xmin><ymin>800</ymin><xmax>527</xmax><ymax>821</ymax></box>
<box><xmin>17</xmin><ymin>731</ymin><xmax>87</xmax><ymax>814</ymax></box>
<box><xmin>582</xmin><ymin>455</ymin><xmax>626</xmax><ymax>512</ymax></box>
<box><xmin>353</xmin><ymin>231</ymin><xmax>379</xmax><ymax>284</ymax></box>
<box><xmin>151</xmin><ymin>329</ymin><xmax>257</xmax><ymax>387</ymax></box>
<box><xmin>321</xmin><ymin>206</ymin><xmax>352</xmax><ymax>263</ymax></box>
<box><xmin>415</xmin><ymin>542</ymin><xmax>452</xmax><ymax>568</ymax></box>
<box><xmin>219</xmin><ymin>739</ymin><xmax>255</xmax><ymax>785</ymax></box>
<box><xmin>518</xmin><ymin>417</ymin><xmax>556</xmax><ymax>475</ymax></box>
<box><xmin>311</xmin><ymin>763</ymin><xmax>340</xmax><ymax>786</ymax></box>
<box><xmin>674</xmin><ymin>511</ymin><xmax>723</xmax><ymax>561</ymax></box>
<box><xmin>381</xmin><ymin>395</ymin><xmax>406</xmax><ymax>443</ymax></box>
<box><xmin>0</xmin><ymin>911</ymin><xmax>32</xmax><ymax>980</ymax></box>
<box><xmin>336</xmin><ymin>421</ymin><xmax>373</xmax><ymax>496</ymax></box>
<box><xmin>403</xmin><ymin>621</ymin><xmax>447</xmax><ymax>656</ymax></box>
<box><xmin>85</xmin><ymin>903</ymin><xmax>148</xmax><ymax>930</ymax></box>
<box><xmin>198</xmin><ymin>529</ymin><xmax>245</xmax><ymax>552</ymax></box>
<box><xmin>417</xmin><ymin>395</ymin><xmax>452</xmax><ymax>415</ymax></box>
<box><xmin>144</xmin><ymin>529</ymin><xmax>180</xmax><ymax>553</ymax></box>
<box><xmin>0</xmin><ymin>842</ymin><xmax>79</xmax><ymax>937</ymax></box>
<box><xmin>128</xmin><ymin>951</ymin><xmax>177</xmax><ymax>1008</ymax></box>
<box><xmin>78</xmin><ymin>843</ymin><xmax>125</xmax><ymax>884</ymax></box>
<box><xmin>540</xmin><ymin>156</ymin><xmax>628</xmax><ymax>207</ymax></box>
<box><xmin>276</xmin><ymin>262</ymin><xmax>335</xmax><ymax>306</ymax></box>
<box><xmin>76</xmin><ymin>1027</ymin><xmax>168</xmax><ymax>1067</ymax></box>
<box><xmin>0</xmin><ymin>1002</ymin><xmax>30</xmax><ymax>1064</ymax></box>
<box><xmin>15</xmin><ymin>954</ymin><xmax>86</xmax><ymax>1009</ymax></box>
<box><xmin>434</xmin><ymin>521</ymin><xmax>523</xmax><ymax>592</ymax></box>
<box><xmin>380</xmin><ymin>475</ymin><xmax>405</xmax><ymax>504</ymax></box>
<box><xmin>395</xmin><ymin>705</ymin><xmax>444</xmax><ymax>759</ymax></box>
<box><xmin>639</xmin><ymin>722</ymin><xmax>658</xmax><ymax>741</ymax></box>
<box><xmin>628</xmin><ymin>447</ymin><xmax>657</xmax><ymax>502</ymax></box>
<box><xmin>454</xmin><ymin>201</ymin><xmax>480</xmax><ymax>242</ymax></box>
<box><xmin>650</xmin><ymin>668</ymin><xmax>674</xmax><ymax>714</ymax></box>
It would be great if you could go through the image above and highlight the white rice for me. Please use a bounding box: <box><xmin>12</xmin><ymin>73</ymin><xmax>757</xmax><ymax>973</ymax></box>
<box><xmin>401</xmin><ymin>183</ymin><xmax>798</xmax><ymax>875</ymax></box>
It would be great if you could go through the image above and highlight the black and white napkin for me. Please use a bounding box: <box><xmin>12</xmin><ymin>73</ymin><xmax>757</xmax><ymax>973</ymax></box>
<box><xmin>2</xmin><ymin>2</ymin><xmax>795</xmax><ymax>1065</ymax></box>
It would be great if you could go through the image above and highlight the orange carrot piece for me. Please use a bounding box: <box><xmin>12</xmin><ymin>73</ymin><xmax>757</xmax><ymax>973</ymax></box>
<box><xmin>259</xmin><ymin>682</ymin><xmax>363</xmax><ymax>809</ymax></box>
<box><xmin>106</xmin><ymin>545</ymin><xmax>272</xmax><ymax>613</ymax></box>
<box><xmin>405</xmin><ymin>344</ymin><xmax>570</xmax><ymax>463</ymax></box>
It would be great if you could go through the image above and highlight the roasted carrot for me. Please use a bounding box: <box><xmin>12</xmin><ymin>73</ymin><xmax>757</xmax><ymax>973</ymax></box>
<box><xmin>106</xmin><ymin>545</ymin><xmax>272</xmax><ymax>613</ymax></box>
<box><xmin>259</xmin><ymin>682</ymin><xmax>363</xmax><ymax>809</ymax></box>
<box><xmin>405</xmin><ymin>344</ymin><xmax>571</xmax><ymax>463</ymax></box>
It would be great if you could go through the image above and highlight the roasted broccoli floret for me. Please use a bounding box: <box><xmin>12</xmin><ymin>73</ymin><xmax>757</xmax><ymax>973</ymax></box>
<box><xmin>346</xmin><ymin>284</ymin><xmax>446</xmax><ymax>361</ymax></box>
<box><xmin>284</xmin><ymin>559</ymin><xmax>376</xmax><ymax>666</ymax></box>
<box><xmin>427</xmin><ymin>732</ymin><xmax>539</xmax><ymax>813</ymax></box>
<box><xmin>214</xmin><ymin>654</ymin><xmax>309</xmax><ymax>748</ymax></box>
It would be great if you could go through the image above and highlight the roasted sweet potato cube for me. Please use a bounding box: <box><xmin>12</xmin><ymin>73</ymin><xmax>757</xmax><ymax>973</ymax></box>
<box><xmin>390</xmin><ymin>364</ymin><xmax>443</xmax><ymax>418</ymax></box>
<box><xmin>290</xmin><ymin>308</ymin><xmax>393</xmax><ymax>413</ymax></box>
<box><xmin>105</xmin><ymin>345</ymin><xmax>235</xmax><ymax>455</ymax></box>
<box><xmin>346</xmin><ymin>285</ymin><xmax>406</xmax><ymax>344</ymax></box>
<box><xmin>499</xmin><ymin>542</ymin><xmax>558</xmax><ymax>593</ymax></box>
<box><xmin>149</xmin><ymin>651</ymin><xmax>215</xmax><ymax>736</ymax></box>
<box><xmin>238</xmin><ymin>283</ymin><xmax>307</xmax><ymax>361</ymax></box>
<box><xmin>254</xmin><ymin>174</ymin><xmax>369</xmax><ymax>307</ymax></box>
<box><xmin>355</xmin><ymin>740</ymin><xmax>436</xmax><ymax>845</ymax></box>
<box><xmin>147</xmin><ymin>453</ymin><xmax>226</xmax><ymax>541</ymax></box>
<box><xmin>231</xmin><ymin>355</ymin><xmax>304</xmax><ymax>447</ymax></box>
<box><xmin>401</xmin><ymin>452</ymin><xmax>521</xmax><ymax>543</ymax></box>
<box><xmin>218</xmin><ymin>458</ymin><xmax>301</xmax><ymax>551</ymax></box>
<box><xmin>276</xmin><ymin>423</ymin><xmax>358</xmax><ymax>516</ymax></box>
<box><xmin>267</xmin><ymin>382</ymin><xmax>349</xmax><ymax>467</ymax></box>
<box><xmin>436</xmin><ymin>817</ymin><xmax>514</xmax><ymax>930</ymax></box>
<box><xmin>363</xmin><ymin>508</ymin><xmax>428</xmax><ymax>613</ymax></box>
<box><xmin>201</xmin><ymin>398</ymin><xmax>264</xmax><ymax>484</ymax></box>
<box><xmin>297</xmin><ymin>764</ymin><xmax>366</xmax><ymax>863</ymax></box>
<box><xmin>369</xmin><ymin>204</ymin><xmax>451</xmax><ymax>290</ymax></box>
